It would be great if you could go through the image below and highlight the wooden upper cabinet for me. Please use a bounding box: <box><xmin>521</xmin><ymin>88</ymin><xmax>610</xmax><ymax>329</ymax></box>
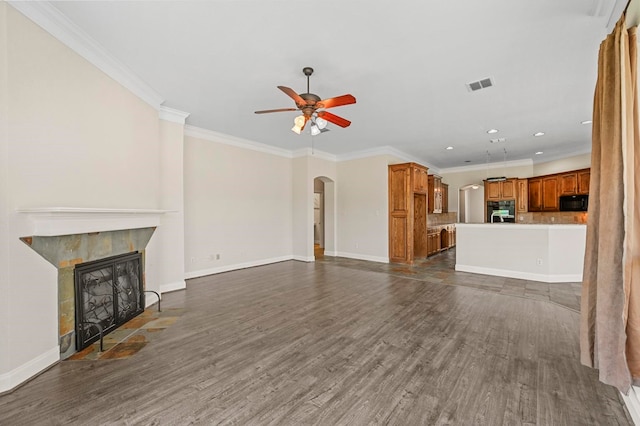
<box><xmin>501</xmin><ymin>179</ymin><xmax>516</xmax><ymax>199</ymax></box>
<box><xmin>517</xmin><ymin>179</ymin><xmax>528</xmax><ymax>213</ymax></box>
<box><xmin>412</xmin><ymin>164</ymin><xmax>429</xmax><ymax>193</ymax></box>
<box><xmin>528</xmin><ymin>178</ymin><xmax>542</xmax><ymax>212</ymax></box>
<box><xmin>428</xmin><ymin>175</ymin><xmax>443</xmax><ymax>213</ymax></box>
<box><xmin>559</xmin><ymin>172</ymin><xmax>578</xmax><ymax>196</ymax></box>
<box><xmin>577</xmin><ymin>169</ymin><xmax>590</xmax><ymax>194</ymax></box>
<box><xmin>542</xmin><ymin>176</ymin><xmax>559</xmax><ymax>211</ymax></box>
<box><xmin>485</xmin><ymin>179</ymin><xmax>516</xmax><ymax>201</ymax></box>
<box><xmin>442</xmin><ymin>183</ymin><xmax>449</xmax><ymax>213</ymax></box>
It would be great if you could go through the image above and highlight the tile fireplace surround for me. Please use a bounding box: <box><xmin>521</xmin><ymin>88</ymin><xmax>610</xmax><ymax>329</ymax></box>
<box><xmin>17</xmin><ymin>208</ymin><xmax>167</xmax><ymax>359</ymax></box>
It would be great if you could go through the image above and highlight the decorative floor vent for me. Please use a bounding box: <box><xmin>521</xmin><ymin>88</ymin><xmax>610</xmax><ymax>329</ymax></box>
<box><xmin>74</xmin><ymin>252</ymin><xmax>144</xmax><ymax>351</ymax></box>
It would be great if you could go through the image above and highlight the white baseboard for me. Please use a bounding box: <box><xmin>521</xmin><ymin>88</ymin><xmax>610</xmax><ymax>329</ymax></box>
<box><xmin>0</xmin><ymin>346</ymin><xmax>59</xmax><ymax>393</ymax></box>
<box><xmin>184</xmin><ymin>255</ymin><xmax>294</xmax><ymax>279</ymax></box>
<box><xmin>160</xmin><ymin>280</ymin><xmax>186</xmax><ymax>294</ymax></box>
<box><xmin>334</xmin><ymin>251</ymin><xmax>389</xmax><ymax>263</ymax></box>
<box><xmin>455</xmin><ymin>264</ymin><xmax>582</xmax><ymax>283</ymax></box>
<box><xmin>324</xmin><ymin>250</ymin><xmax>337</xmax><ymax>256</ymax></box>
<box><xmin>621</xmin><ymin>386</ymin><xmax>640</xmax><ymax>425</ymax></box>
<box><xmin>293</xmin><ymin>255</ymin><xmax>315</xmax><ymax>262</ymax></box>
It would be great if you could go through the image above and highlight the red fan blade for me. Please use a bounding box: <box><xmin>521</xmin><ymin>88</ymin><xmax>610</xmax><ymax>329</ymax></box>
<box><xmin>317</xmin><ymin>94</ymin><xmax>356</xmax><ymax>109</ymax></box>
<box><xmin>254</xmin><ymin>108</ymin><xmax>297</xmax><ymax>114</ymax></box>
<box><xmin>317</xmin><ymin>111</ymin><xmax>351</xmax><ymax>128</ymax></box>
<box><xmin>278</xmin><ymin>86</ymin><xmax>307</xmax><ymax>106</ymax></box>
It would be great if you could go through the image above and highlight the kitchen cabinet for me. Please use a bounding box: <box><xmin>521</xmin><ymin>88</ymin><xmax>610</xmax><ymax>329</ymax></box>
<box><xmin>428</xmin><ymin>175</ymin><xmax>443</xmax><ymax>214</ymax></box>
<box><xmin>542</xmin><ymin>176</ymin><xmax>559</xmax><ymax>211</ymax></box>
<box><xmin>426</xmin><ymin>224</ymin><xmax>456</xmax><ymax>256</ymax></box>
<box><xmin>559</xmin><ymin>172</ymin><xmax>578</xmax><ymax>196</ymax></box>
<box><xmin>485</xmin><ymin>178</ymin><xmax>516</xmax><ymax>201</ymax></box>
<box><xmin>528</xmin><ymin>178</ymin><xmax>542</xmax><ymax>211</ymax></box>
<box><xmin>413</xmin><ymin>166</ymin><xmax>428</xmax><ymax>193</ymax></box>
<box><xmin>528</xmin><ymin>175</ymin><xmax>559</xmax><ymax>211</ymax></box>
<box><xmin>516</xmin><ymin>179</ymin><xmax>528</xmax><ymax>213</ymax></box>
<box><xmin>389</xmin><ymin>162</ymin><xmax>429</xmax><ymax>264</ymax></box>
<box><xmin>442</xmin><ymin>183</ymin><xmax>449</xmax><ymax>213</ymax></box>
<box><xmin>577</xmin><ymin>169</ymin><xmax>590</xmax><ymax>194</ymax></box>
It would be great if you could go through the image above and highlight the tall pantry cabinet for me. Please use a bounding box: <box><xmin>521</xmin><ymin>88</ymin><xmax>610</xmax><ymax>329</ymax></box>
<box><xmin>389</xmin><ymin>162</ymin><xmax>429</xmax><ymax>264</ymax></box>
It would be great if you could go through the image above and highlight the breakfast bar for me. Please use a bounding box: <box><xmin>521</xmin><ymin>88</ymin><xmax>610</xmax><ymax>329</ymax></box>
<box><xmin>455</xmin><ymin>223</ymin><xmax>587</xmax><ymax>283</ymax></box>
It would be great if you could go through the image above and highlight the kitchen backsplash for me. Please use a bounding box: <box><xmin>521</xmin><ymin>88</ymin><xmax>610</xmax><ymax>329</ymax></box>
<box><xmin>516</xmin><ymin>211</ymin><xmax>588</xmax><ymax>224</ymax></box>
<box><xmin>428</xmin><ymin>212</ymin><xmax>457</xmax><ymax>225</ymax></box>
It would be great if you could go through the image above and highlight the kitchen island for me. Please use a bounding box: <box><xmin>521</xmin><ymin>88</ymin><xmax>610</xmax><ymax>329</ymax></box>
<box><xmin>455</xmin><ymin>223</ymin><xmax>586</xmax><ymax>283</ymax></box>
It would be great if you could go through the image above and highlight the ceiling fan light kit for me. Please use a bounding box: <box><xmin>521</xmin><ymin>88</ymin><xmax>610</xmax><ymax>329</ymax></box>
<box><xmin>255</xmin><ymin>67</ymin><xmax>356</xmax><ymax>135</ymax></box>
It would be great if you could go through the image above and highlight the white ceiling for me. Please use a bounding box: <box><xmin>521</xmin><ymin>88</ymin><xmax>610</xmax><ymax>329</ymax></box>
<box><xmin>43</xmin><ymin>0</ymin><xmax>617</xmax><ymax>170</ymax></box>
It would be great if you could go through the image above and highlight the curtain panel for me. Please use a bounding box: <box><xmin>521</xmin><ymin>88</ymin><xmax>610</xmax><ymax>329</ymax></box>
<box><xmin>581</xmin><ymin>15</ymin><xmax>640</xmax><ymax>394</ymax></box>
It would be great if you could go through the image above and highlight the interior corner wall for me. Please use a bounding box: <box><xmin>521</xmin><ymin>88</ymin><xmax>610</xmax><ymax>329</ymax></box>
<box><xmin>335</xmin><ymin>155</ymin><xmax>395</xmax><ymax>263</ymax></box>
<box><xmin>0</xmin><ymin>1</ymin><xmax>11</xmax><ymax>388</ymax></box>
<box><xmin>183</xmin><ymin>134</ymin><xmax>293</xmax><ymax>277</ymax></box>
<box><xmin>145</xmin><ymin>119</ymin><xmax>186</xmax><ymax>295</ymax></box>
<box><xmin>1</xmin><ymin>5</ymin><xmax>163</xmax><ymax>392</ymax></box>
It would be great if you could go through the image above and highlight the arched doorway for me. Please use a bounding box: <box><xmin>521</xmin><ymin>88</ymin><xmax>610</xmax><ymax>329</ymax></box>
<box><xmin>313</xmin><ymin>176</ymin><xmax>335</xmax><ymax>260</ymax></box>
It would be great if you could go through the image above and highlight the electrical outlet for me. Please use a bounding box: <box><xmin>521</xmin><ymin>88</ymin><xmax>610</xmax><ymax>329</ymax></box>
<box><xmin>355</xmin><ymin>243</ymin><xmax>359</xmax><ymax>249</ymax></box>
<box><xmin>536</xmin><ymin>258</ymin><xmax>543</xmax><ymax>266</ymax></box>
<box><xmin>216</xmin><ymin>254</ymin><xmax>220</xmax><ymax>260</ymax></box>
<box><xmin>190</xmin><ymin>257</ymin><xmax>196</xmax><ymax>263</ymax></box>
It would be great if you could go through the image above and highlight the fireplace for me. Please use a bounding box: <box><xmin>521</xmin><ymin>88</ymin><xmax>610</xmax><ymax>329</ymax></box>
<box><xmin>74</xmin><ymin>252</ymin><xmax>144</xmax><ymax>351</ymax></box>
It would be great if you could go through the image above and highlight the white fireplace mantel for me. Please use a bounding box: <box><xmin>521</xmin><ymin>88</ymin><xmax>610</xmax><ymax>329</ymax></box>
<box><xmin>16</xmin><ymin>207</ymin><xmax>174</xmax><ymax>236</ymax></box>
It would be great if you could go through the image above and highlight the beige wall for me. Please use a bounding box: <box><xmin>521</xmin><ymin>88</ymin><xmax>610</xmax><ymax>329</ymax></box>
<box><xmin>1</xmin><ymin>5</ymin><xmax>165</xmax><ymax>392</ymax></box>
<box><xmin>533</xmin><ymin>153</ymin><xmax>591</xmax><ymax>176</ymax></box>
<box><xmin>183</xmin><ymin>134</ymin><xmax>293</xmax><ymax>275</ymax></box>
<box><xmin>336</xmin><ymin>155</ymin><xmax>400</xmax><ymax>262</ymax></box>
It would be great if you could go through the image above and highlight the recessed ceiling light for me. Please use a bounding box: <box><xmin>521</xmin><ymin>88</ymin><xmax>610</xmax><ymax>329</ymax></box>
<box><xmin>535</xmin><ymin>151</ymin><xmax>544</xmax><ymax>155</ymax></box>
<box><xmin>446</xmin><ymin>146</ymin><xmax>454</xmax><ymax>150</ymax></box>
<box><xmin>581</xmin><ymin>120</ymin><xmax>592</xmax><ymax>125</ymax></box>
<box><xmin>534</xmin><ymin>132</ymin><xmax>545</xmax><ymax>137</ymax></box>
<box><xmin>487</xmin><ymin>129</ymin><xmax>499</xmax><ymax>134</ymax></box>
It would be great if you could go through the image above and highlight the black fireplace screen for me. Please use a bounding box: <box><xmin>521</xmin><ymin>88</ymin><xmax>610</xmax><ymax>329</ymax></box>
<box><xmin>74</xmin><ymin>252</ymin><xmax>144</xmax><ymax>351</ymax></box>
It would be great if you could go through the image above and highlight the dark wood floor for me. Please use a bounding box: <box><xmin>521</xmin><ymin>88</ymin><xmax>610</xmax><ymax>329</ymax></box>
<box><xmin>0</xmin><ymin>252</ymin><xmax>632</xmax><ymax>425</ymax></box>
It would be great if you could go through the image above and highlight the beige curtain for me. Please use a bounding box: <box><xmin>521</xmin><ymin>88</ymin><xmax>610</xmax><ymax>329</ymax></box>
<box><xmin>581</xmin><ymin>15</ymin><xmax>640</xmax><ymax>394</ymax></box>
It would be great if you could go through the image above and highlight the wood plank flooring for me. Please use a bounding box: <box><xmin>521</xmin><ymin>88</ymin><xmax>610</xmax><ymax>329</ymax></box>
<box><xmin>0</xmin><ymin>254</ymin><xmax>632</xmax><ymax>425</ymax></box>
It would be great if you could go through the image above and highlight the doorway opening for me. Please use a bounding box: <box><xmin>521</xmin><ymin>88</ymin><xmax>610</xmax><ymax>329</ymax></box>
<box><xmin>313</xmin><ymin>176</ymin><xmax>335</xmax><ymax>260</ymax></box>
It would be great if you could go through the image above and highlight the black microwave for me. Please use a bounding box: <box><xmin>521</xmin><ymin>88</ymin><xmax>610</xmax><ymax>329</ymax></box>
<box><xmin>559</xmin><ymin>194</ymin><xmax>588</xmax><ymax>211</ymax></box>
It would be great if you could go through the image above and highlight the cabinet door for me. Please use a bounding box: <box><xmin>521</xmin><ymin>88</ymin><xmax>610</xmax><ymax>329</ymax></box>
<box><xmin>578</xmin><ymin>169</ymin><xmax>590</xmax><ymax>194</ymax></box>
<box><xmin>559</xmin><ymin>173</ymin><xmax>578</xmax><ymax>195</ymax></box>
<box><xmin>528</xmin><ymin>178</ymin><xmax>542</xmax><ymax>212</ymax></box>
<box><xmin>542</xmin><ymin>176</ymin><xmax>559</xmax><ymax>211</ymax></box>
<box><xmin>486</xmin><ymin>181</ymin><xmax>502</xmax><ymax>200</ymax></box>
<box><xmin>517</xmin><ymin>179</ymin><xmax>528</xmax><ymax>213</ymax></box>
<box><xmin>442</xmin><ymin>183</ymin><xmax>449</xmax><ymax>213</ymax></box>
<box><xmin>501</xmin><ymin>179</ymin><xmax>516</xmax><ymax>199</ymax></box>
<box><xmin>412</xmin><ymin>166</ymin><xmax>428</xmax><ymax>193</ymax></box>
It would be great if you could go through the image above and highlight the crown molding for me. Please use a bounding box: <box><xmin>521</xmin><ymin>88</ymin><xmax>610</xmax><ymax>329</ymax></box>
<box><xmin>159</xmin><ymin>106</ymin><xmax>190</xmax><ymax>125</ymax></box>
<box><xmin>184</xmin><ymin>125</ymin><xmax>293</xmax><ymax>158</ymax></box>
<box><xmin>337</xmin><ymin>146</ymin><xmax>439</xmax><ymax>171</ymax></box>
<box><xmin>8</xmin><ymin>1</ymin><xmax>164</xmax><ymax>109</ymax></box>
<box><xmin>439</xmin><ymin>158</ymin><xmax>534</xmax><ymax>174</ymax></box>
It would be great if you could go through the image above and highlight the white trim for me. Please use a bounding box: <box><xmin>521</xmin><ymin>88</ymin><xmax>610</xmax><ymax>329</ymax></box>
<box><xmin>454</xmin><ymin>264</ymin><xmax>582</xmax><ymax>283</ymax></box>
<box><xmin>334</xmin><ymin>251</ymin><xmax>389</xmax><ymax>263</ymax></box>
<box><xmin>184</xmin><ymin>256</ymin><xmax>294</xmax><ymax>279</ymax></box>
<box><xmin>337</xmin><ymin>146</ymin><xmax>438</xmax><ymax>171</ymax></box>
<box><xmin>159</xmin><ymin>106</ymin><xmax>190</xmax><ymax>125</ymax></box>
<box><xmin>159</xmin><ymin>280</ymin><xmax>186</xmax><ymax>294</ymax></box>
<box><xmin>440</xmin><ymin>158</ymin><xmax>534</xmax><ymax>174</ymax></box>
<box><xmin>16</xmin><ymin>208</ymin><xmax>170</xmax><ymax>236</ymax></box>
<box><xmin>621</xmin><ymin>386</ymin><xmax>640</xmax><ymax>425</ymax></box>
<box><xmin>324</xmin><ymin>250</ymin><xmax>338</xmax><ymax>257</ymax></box>
<box><xmin>292</xmin><ymin>147</ymin><xmax>336</xmax><ymax>162</ymax></box>
<box><xmin>0</xmin><ymin>346</ymin><xmax>59</xmax><ymax>393</ymax></box>
<box><xmin>293</xmin><ymin>255</ymin><xmax>315</xmax><ymax>262</ymax></box>
<box><xmin>184</xmin><ymin>125</ymin><xmax>293</xmax><ymax>159</ymax></box>
<box><xmin>7</xmin><ymin>1</ymin><xmax>164</xmax><ymax>109</ymax></box>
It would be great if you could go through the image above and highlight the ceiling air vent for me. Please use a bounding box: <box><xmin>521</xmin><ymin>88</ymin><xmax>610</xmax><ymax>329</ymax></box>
<box><xmin>466</xmin><ymin>77</ymin><xmax>494</xmax><ymax>92</ymax></box>
<box><xmin>490</xmin><ymin>137</ymin><xmax>506</xmax><ymax>143</ymax></box>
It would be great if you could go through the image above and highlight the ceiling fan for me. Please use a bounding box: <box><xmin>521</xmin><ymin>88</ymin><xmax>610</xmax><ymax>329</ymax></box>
<box><xmin>254</xmin><ymin>67</ymin><xmax>356</xmax><ymax>135</ymax></box>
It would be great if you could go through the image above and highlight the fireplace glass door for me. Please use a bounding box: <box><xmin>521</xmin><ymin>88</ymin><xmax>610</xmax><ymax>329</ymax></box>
<box><xmin>74</xmin><ymin>252</ymin><xmax>144</xmax><ymax>351</ymax></box>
